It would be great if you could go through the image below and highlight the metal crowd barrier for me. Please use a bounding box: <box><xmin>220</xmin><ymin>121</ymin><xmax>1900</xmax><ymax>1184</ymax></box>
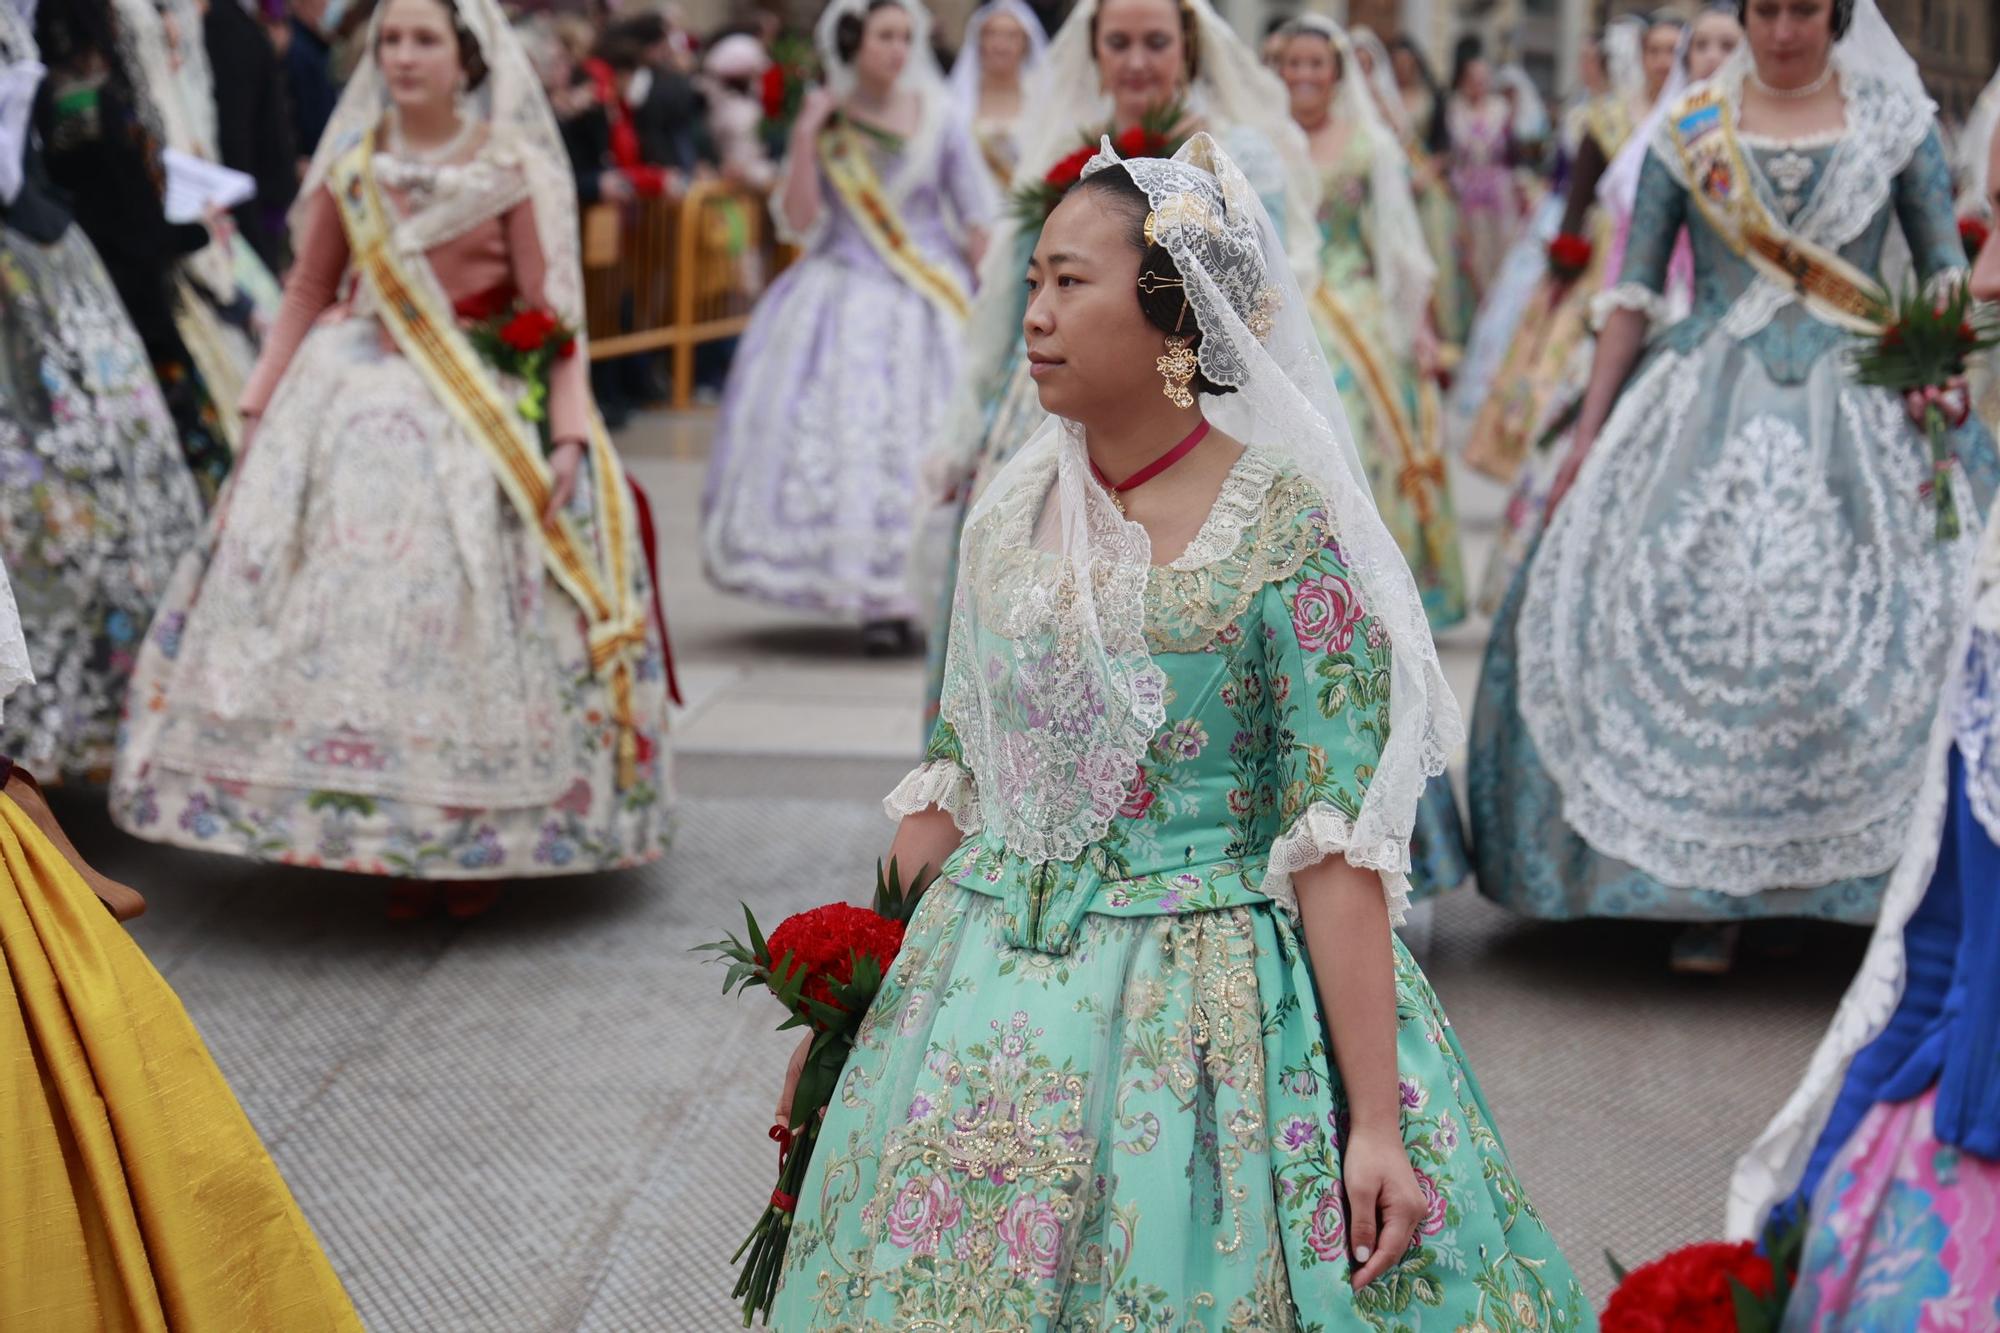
<box><xmin>581</xmin><ymin>181</ymin><xmax>787</xmax><ymax>408</ymax></box>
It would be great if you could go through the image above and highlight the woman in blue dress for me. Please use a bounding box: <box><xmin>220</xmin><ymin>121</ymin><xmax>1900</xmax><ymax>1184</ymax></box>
<box><xmin>1469</xmin><ymin>0</ymin><xmax>1998</xmax><ymax>973</ymax></box>
<box><xmin>1725</xmin><ymin>150</ymin><xmax>2000</xmax><ymax>1325</ymax></box>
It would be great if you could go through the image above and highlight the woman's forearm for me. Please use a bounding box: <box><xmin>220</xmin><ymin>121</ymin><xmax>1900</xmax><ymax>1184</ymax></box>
<box><xmin>1571</xmin><ymin>305</ymin><xmax>1648</xmax><ymax>446</ymax></box>
<box><xmin>883</xmin><ymin>807</ymin><xmax>964</xmax><ymax>903</ymax></box>
<box><xmin>778</xmin><ymin>134</ymin><xmax>823</xmax><ymax>239</ymax></box>
<box><xmin>1295</xmin><ymin>857</ymin><xmax>1401</xmax><ymax>1133</ymax></box>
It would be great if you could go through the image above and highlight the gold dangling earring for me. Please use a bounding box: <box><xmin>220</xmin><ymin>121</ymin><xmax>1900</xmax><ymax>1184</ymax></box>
<box><xmin>1156</xmin><ymin>299</ymin><xmax>1197</xmax><ymax>409</ymax></box>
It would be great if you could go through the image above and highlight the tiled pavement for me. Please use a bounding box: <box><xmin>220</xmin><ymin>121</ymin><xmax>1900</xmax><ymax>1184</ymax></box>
<box><xmin>54</xmin><ymin>412</ymin><xmax>1865</xmax><ymax>1330</ymax></box>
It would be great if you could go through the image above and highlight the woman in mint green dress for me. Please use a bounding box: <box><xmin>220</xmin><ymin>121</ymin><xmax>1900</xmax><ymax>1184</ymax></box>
<box><xmin>769</xmin><ymin>135</ymin><xmax>1588</xmax><ymax>1331</ymax></box>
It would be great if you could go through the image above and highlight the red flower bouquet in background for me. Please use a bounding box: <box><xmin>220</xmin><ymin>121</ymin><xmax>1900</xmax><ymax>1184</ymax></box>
<box><xmin>1010</xmin><ymin>101</ymin><xmax>1191</xmax><ymax>228</ymax></box>
<box><xmin>466</xmin><ymin>301</ymin><xmax>577</xmax><ymax>452</ymax></box>
<box><xmin>1603</xmin><ymin>1217</ymin><xmax>1803</xmax><ymax>1333</ymax></box>
<box><xmin>1961</xmin><ymin>214</ymin><xmax>1991</xmax><ymax>258</ymax></box>
<box><xmin>695</xmin><ymin>860</ymin><xmax>925</xmax><ymax>1325</ymax></box>
<box><xmin>1546</xmin><ymin>230</ymin><xmax>1594</xmax><ymax>281</ymax></box>
<box><xmin>1852</xmin><ymin>277</ymin><xmax>2000</xmax><ymax>540</ymax></box>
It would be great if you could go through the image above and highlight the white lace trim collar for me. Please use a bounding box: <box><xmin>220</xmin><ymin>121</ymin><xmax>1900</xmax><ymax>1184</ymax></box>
<box><xmin>1165</xmin><ymin>447</ymin><xmax>1278</xmax><ymax>571</ymax></box>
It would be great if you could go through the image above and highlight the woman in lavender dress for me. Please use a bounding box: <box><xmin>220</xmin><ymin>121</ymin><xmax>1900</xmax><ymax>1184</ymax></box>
<box><xmin>700</xmin><ymin>0</ymin><xmax>993</xmax><ymax>652</ymax></box>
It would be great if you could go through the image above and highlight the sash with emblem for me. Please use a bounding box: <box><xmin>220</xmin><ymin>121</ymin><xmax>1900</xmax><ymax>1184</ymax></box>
<box><xmin>819</xmin><ymin>119</ymin><xmax>972</xmax><ymax>323</ymax></box>
<box><xmin>1669</xmin><ymin>85</ymin><xmax>1887</xmax><ymax>334</ymax></box>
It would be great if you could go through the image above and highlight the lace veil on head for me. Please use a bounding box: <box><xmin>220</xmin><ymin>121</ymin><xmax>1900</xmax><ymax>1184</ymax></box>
<box><xmin>1957</xmin><ymin>67</ymin><xmax>2000</xmax><ymax>220</ymax></box>
<box><xmin>1278</xmin><ymin>14</ymin><xmax>1435</xmax><ymax>360</ymax></box>
<box><xmin>945</xmin><ymin>0</ymin><xmax>1047</xmax><ymax>123</ymax></box>
<box><xmin>939</xmin><ymin>133</ymin><xmax>1460</xmax><ymax>887</ymax></box>
<box><xmin>813</xmin><ymin>0</ymin><xmax>945</xmax><ymax>101</ymax></box>
<box><xmin>296</xmin><ymin>0</ymin><xmax>588</xmax><ymax>334</ymax></box>
<box><xmin>1346</xmin><ymin>24</ymin><xmax>1408</xmax><ymax>141</ymax></box>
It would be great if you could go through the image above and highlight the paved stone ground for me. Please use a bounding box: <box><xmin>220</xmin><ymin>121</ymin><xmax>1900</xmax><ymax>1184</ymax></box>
<box><xmin>53</xmin><ymin>412</ymin><xmax>1865</xmax><ymax>1331</ymax></box>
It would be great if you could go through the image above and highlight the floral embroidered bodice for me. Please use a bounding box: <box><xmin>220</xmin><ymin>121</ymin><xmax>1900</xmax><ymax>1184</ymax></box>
<box><xmin>1620</xmin><ymin>88</ymin><xmax>1967</xmax><ymax>384</ymax></box>
<box><xmin>913</xmin><ymin>452</ymin><xmax>1392</xmax><ymax>955</ymax></box>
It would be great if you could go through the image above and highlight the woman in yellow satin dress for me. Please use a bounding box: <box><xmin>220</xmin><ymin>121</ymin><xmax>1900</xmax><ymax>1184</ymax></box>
<box><xmin>0</xmin><ymin>561</ymin><xmax>358</xmax><ymax>1330</ymax></box>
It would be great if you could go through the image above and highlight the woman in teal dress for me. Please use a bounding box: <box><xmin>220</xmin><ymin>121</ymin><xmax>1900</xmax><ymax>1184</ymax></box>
<box><xmin>1278</xmin><ymin>16</ymin><xmax>1465</xmax><ymax>633</ymax></box>
<box><xmin>1469</xmin><ymin>0</ymin><xmax>2000</xmax><ymax>973</ymax></box>
<box><xmin>770</xmin><ymin>135</ymin><xmax>1587</xmax><ymax>1330</ymax></box>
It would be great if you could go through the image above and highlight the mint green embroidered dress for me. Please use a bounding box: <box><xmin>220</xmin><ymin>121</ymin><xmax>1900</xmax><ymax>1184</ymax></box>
<box><xmin>769</xmin><ymin>456</ymin><xmax>1588</xmax><ymax>1332</ymax></box>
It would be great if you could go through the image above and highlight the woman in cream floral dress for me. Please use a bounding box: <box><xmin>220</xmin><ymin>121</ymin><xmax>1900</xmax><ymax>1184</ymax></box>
<box><xmin>769</xmin><ymin>136</ymin><xmax>1586</xmax><ymax>1331</ymax></box>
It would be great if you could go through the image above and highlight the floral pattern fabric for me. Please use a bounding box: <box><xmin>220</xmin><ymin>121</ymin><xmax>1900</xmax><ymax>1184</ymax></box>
<box><xmin>1784</xmin><ymin>1088</ymin><xmax>2000</xmax><ymax>1332</ymax></box>
<box><xmin>772</xmin><ymin>464</ymin><xmax>1585</xmax><ymax>1330</ymax></box>
<box><xmin>0</xmin><ymin>224</ymin><xmax>203</xmax><ymax>780</ymax></box>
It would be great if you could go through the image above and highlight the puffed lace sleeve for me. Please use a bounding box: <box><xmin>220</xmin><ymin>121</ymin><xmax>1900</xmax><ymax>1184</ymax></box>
<box><xmin>1256</xmin><ymin>530</ymin><xmax>1413</xmax><ymax>924</ymax></box>
<box><xmin>884</xmin><ymin>718</ymin><xmax>983</xmax><ymax>833</ymax></box>
<box><xmin>1598</xmin><ymin>147</ymin><xmax>1688</xmax><ymax>325</ymax></box>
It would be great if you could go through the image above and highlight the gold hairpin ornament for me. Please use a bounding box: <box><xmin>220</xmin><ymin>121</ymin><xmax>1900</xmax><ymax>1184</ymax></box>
<box><xmin>1136</xmin><ymin>271</ymin><xmax>1183</xmax><ymax>295</ymax></box>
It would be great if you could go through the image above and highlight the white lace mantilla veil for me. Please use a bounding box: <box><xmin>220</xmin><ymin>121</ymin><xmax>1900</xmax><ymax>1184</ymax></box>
<box><xmin>1596</xmin><ymin>15</ymin><xmax>1694</xmax><ymax>220</ymax></box>
<box><xmin>296</xmin><ymin>0</ymin><xmax>590</xmax><ymax>339</ymax></box>
<box><xmin>908</xmin><ymin>133</ymin><xmax>1460</xmax><ymax>917</ymax></box>
<box><xmin>1346</xmin><ymin>26</ymin><xmax>1409</xmax><ymax>141</ymax></box>
<box><xmin>1721</xmin><ymin>9</ymin><xmax>1976</xmax><ymax>1235</ymax></box>
<box><xmin>1959</xmin><ymin>66</ymin><xmax>2000</xmax><ymax>219</ymax></box>
<box><xmin>1495</xmin><ymin>62</ymin><xmax>1549</xmax><ymax>144</ymax></box>
<box><xmin>0</xmin><ymin>558</ymin><xmax>31</xmax><ymax>726</ymax></box>
<box><xmin>0</xmin><ymin>0</ymin><xmax>39</xmax><ymax>206</ymax></box>
<box><xmin>945</xmin><ymin>0</ymin><xmax>1048</xmax><ymax>122</ymax></box>
<box><xmin>1282</xmin><ymin>15</ymin><xmax>1435</xmax><ymax>362</ymax></box>
<box><xmin>1600</xmin><ymin>13</ymin><xmax>1645</xmax><ymax>111</ymax></box>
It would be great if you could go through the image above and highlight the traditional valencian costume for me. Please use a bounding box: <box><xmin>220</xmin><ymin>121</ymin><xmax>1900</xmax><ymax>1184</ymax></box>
<box><xmin>111</xmin><ymin>0</ymin><xmax>673</xmax><ymax>877</ymax></box>
<box><xmin>701</xmin><ymin>0</ymin><xmax>996</xmax><ymax>634</ymax></box>
<box><xmin>0</xmin><ymin>0</ymin><xmax>203</xmax><ymax>781</ymax></box>
<box><xmin>770</xmin><ymin>135</ymin><xmax>1588</xmax><ymax>1331</ymax></box>
<box><xmin>1472</xmin><ymin>2</ymin><xmax>1998</xmax><ymax>927</ymax></box>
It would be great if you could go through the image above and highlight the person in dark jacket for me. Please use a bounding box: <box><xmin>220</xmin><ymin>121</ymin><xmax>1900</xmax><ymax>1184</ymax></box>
<box><xmin>204</xmin><ymin>0</ymin><xmax>297</xmax><ymax>271</ymax></box>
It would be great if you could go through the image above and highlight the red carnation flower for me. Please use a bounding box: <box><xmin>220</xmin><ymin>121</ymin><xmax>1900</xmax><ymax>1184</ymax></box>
<box><xmin>761</xmin><ymin>65</ymin><xmax>786</xmax><ymax>120</ymax></box>
<box><xmin>500</xmin><ymin>308</ymin><xmax>561</xmax><ymax>353</ymax></box>
<box><xmin>765</xmin><ymin>902</ymin><xmax>907</xmax><ymax>1028</ymax></box>
<box><xmin>1547</xmin><ymin>231</ymin><xmax>1593</xmax><ymax>276</ymax></box>
<box><xmin>1114</xmin><ymin>125</ymin><xmax>1152</xmax><ymax>158</ymax></box>
<box><xmin>1959</xmin><ymin>321</ymin><xmax>1977</xmax><ymax>344</ymax></box>
<box><xmin>1960</xmin><ymin>215</ymin><xmax>1991</xmax><ymax>256</ymax></box>
<box><xmin>1602</xmin><ymin>1241</ymin><xmax>1775</xmax><ymax>1333</ymax></box>
<box><xmin>1045</xmin><ymin>145</ymin><xmax>1097</xmax><ymax>191</ymax></box>
<box><xmin>559</xmin><ymin>337</ymin><xmax>578</xmax><ymax>360</ymax></box>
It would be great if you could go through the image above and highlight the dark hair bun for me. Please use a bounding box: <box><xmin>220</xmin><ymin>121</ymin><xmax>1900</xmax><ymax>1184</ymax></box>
<box><xmin>834</xmin><ymin>0</ymin><xmax>903</xmax><ymax>65</ymax></box>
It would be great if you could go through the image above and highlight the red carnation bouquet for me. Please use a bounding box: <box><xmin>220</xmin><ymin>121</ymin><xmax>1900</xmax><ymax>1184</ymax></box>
<box><xmin>1852</xmin><ymin>277</ymin><xmax>2000</xmax><ymax>540</ymax></box>
<box><xmin>1602</xmin><ymin>1216</ymin><xmax>1802</xmax><ymax>1332</ymax></box>
<box><xmin>695</xmin><ymin>860</ymin><xmax>925</xmax><ymax>1326</ymax></box>
<box><xmin>466</xmin><ymin>302</ymin><xmax>578</xmax><ymax>453</ymax></box>
<box><xmin>1010</xmin><ymin>101</ymin><xmax>1192</xmax><ymax>228</ymax></box>
<box><xmin>1961</xmin><ymin>214</ymin><xmax>1992</xmax><ymax>259</ymax></box>
<box><xmin>1546</xmin><ymin>230</ymin><xmax>1594</xmax><ymax>282</ymax></box>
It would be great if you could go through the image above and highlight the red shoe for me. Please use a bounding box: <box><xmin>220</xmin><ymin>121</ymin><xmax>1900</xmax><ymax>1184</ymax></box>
<box><xmin>443</xmin><ymin>883</ymin><xmax>503</xmax><ymax>920</ymax></box>
<box><xmin>386</xmin><ymin>883</ymin><xmax>436</xmax><ymax>922</ymax></box>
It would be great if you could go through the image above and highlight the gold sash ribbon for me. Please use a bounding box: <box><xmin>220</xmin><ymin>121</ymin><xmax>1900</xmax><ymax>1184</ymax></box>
<box><xmin>820</xmin><ymin>121</ymin><xmax>972</xmax><ymax>323</ymax></box>
<box><xmin>1312</xmin><ymin>286</ymin><xmax>1446</xmax><ymax>524</ymax></box>
<box><xmin>329</xmin><ymin>132</ymin><xmax>648</xmax><ymax>786</ymax></box>
<box><xmin>1670</xmin><ymin>86</ymin><xmax>1886</xmax><ymax>335</ymax></box>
